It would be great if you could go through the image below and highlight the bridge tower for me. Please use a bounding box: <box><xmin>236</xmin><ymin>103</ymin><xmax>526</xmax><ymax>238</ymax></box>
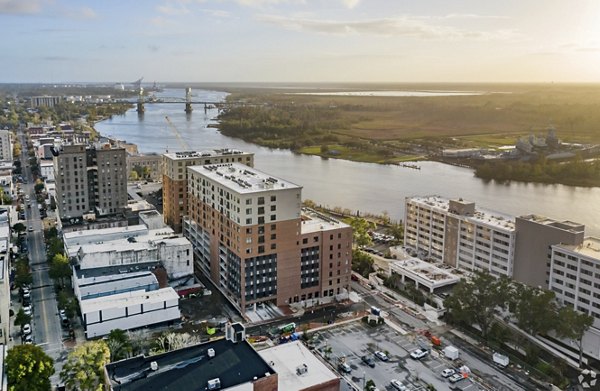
<box><xmin>185</xmin><ymin>87</ymin><xmax>193</xmax><ymax>114</ymax></box>
<box><xmin>136</xmin><ymin>87</ymin><xmax>145</xmax><ymax>113</ymax></box>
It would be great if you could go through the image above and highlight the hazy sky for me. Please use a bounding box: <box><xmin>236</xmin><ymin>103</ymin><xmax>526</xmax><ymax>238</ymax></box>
<box><xmin>2</xmin><ymin>0</ymin><xmax>600</xmax><ymax>83</ymax></box>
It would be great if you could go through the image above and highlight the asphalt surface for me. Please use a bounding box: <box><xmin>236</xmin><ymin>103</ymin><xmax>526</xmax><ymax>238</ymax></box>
<box><xmin>18</xmin><ymin>130</ymin><xmax>67</xmax><ymax>384</ymax></box>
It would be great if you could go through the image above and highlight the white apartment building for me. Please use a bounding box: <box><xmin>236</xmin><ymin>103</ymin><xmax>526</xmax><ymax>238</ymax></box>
<box><xmin>0</xmin><ymin>130</ymin><xmax>12</xmax><ymax>162</ymax></box>
<box><xmin>64</xmin><ymin>224</ymin><xmax>193</xmax><ymax>279</ymax></box>
<box><xmin>80</xmin><ymin>288</ymin><xmax>180</xmax><ymax>338</ymax></box>
<box><xmin>404</xmin><ymin>196</ymin><xmax>516</xmax><ymax>277</ymax></box>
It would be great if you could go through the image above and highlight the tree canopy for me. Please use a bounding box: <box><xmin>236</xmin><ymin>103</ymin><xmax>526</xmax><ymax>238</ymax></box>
<box><xmin>349</xmin><ymin>217</ymin><xmax>374</xmax><ymax>247</ymax></box>
<box><xmin>60</xmin><ymin>340</ymin><xmax>110</xmax><ymax>391</ymax></box>
<box><xmin>6</xmin><ymin>345</ymin><xmax>54</xmax><ymax>391</ymax></box>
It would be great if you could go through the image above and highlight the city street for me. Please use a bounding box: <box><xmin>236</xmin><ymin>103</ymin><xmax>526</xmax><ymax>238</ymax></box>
<box><xmin>18</xmin><ymin>130</ymin><xmax>67</xmax><ymax>383</ymax></box>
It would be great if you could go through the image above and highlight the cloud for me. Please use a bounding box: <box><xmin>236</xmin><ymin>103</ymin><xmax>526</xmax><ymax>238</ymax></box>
<box><xmin>41</xmin><ymin>56</ymin><xmax>71</xmax><ymax>61</ymax></box>
<box><xmin>157</xmin><ymin>2</ymin><xmax>191</xmax><ymax>15</ymax></box>
<box><xmin>340</xmin><ymin>0</ymin><xmax>359</xmax><ymax>9</ymax></box>
<box><xmin>198</xmin><ymin>8</ymin><xmax>231</xmax><ymax>18</ymax></box>
<box><xmin>64</xmin><ymin>6</ymin><xmax>97</xmax><ymax>19</ymax></box>
<box><xmin>0</xmin><ymin>0</ymin><xmax>42</xmax><ymax>14</ymax></box>
<box><xmin>258</xmin><ymin>14</ymin><xmax>515</xmax><ymax>40</ymax></box>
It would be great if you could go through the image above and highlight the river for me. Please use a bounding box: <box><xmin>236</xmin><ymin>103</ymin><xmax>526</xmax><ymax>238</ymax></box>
<box><xmin>96</xmin><ymin>88</ymin><xmax>600</xmax><ymax>234</ymax></box>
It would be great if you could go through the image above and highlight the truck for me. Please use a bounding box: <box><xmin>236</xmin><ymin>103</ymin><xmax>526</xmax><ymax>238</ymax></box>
<box><xmin>493</xmin><ymin>352</ymin><xmax>509</xmax><ymax>368</ymax></box>
<box><xmin>443</xmin><ymin>346</ymin><xmax>460</xmax><ymax>360</ymax></box>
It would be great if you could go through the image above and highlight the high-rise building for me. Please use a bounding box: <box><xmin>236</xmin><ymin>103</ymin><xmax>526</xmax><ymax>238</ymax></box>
<box><xmin>0</xmin><ymin>130</ymin><xmax>12</xmax><ymax>162</ymax></box>
<box><xmin>404</xmin><ymin>196</ymin><xmax>516</xmax><ymax>277</ymax></box>
<box><xmin>162</xmin><ymin>150</ymin><xmax>254</xmax><ymax>233</ymax></box>
<box><xmin>52</xmin><ymin>144</ymin><xmax>127</xmax><ymax>220</ymax></box>
<box><xmin>183</xmin><ymin>163</ymin><xmax>351</xmax><ymax>313</ymax></box>
<box><xmin>513</xmin><ymin>215</ymin><xmax>585</xmax><ymax>288</ymax></box>
<box><xmin>30</xmin><ymin>96</ymin><xmax>62</xmax><ymax>108</ymax></box>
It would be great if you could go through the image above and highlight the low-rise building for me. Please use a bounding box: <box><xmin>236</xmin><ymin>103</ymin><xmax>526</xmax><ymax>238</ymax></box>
<box><xmin>104</xmin><ymin>324</ymin><xmax>278</xmax><ymax>391</ymax></box>
<box><xmin>80</xmin><ymin>287</ymin><xmax>180</xmax><ymax>338</ymax></box>
<box><xmin>389</xmin><ymin>258</ymin><xmax>461</xmax><ymax>293</ymax></box>
<box><xmin>127</xmin><ymin>154</ymin><xmax>162</xmax><ymax>181</ymax></box>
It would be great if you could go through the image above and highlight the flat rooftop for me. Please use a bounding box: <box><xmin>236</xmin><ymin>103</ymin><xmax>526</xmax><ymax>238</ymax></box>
<box><xmin>258</xmin><ymin>341</ymin><xmax>338</xmax><ymax>391</ymax></box>
<box><xmin>556</xmin><ymin>237</ymin><xmax>600</xmax><ymax>260</ymax></box>
<box><xmin>164</xmin><ymin>149</ymin><xmax>251</xmax><ymax>160</ymax></box>
<box><xmin>408</xmin><ymin>195</ymin><xmax>515</xmax><ymax>231</ymax></box>
<box><xmin>390</xmin><ymin>258</ymin><xmax>460</xmax><ymax>288</ymax></box>
<box><xmin>75</xmin><ymin>262</ymin><xmax>162</xmax><ymax>280</ymax></box>
<box><xmin>300</xmin><ymin>208</ymin><xmax>349</xmax><ymax>234</ymax></box>
<box><xmin>106</xmin><ymin>338</ymin><xmax>275</xmax><ymax>391</ymax></box>
<box><xmin>80</xmin><ymin>287</ymin><xmax>179</xmax><ymax>314</ymax></box>
<box><xmin>190</xmin><ymin>163</ymin><xmax>301</xmax><ymax>194</ymax></box>
<box><xmin>518</xmin><ymin>214</ymin><xmax>585</xmax><ymax>233</ymax></box>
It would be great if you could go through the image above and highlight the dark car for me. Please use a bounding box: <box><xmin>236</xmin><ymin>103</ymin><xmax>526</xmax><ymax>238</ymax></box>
<box><xmin>361</xmin><ymin>355</ymin><xmax>375</xmax><ymax>368</ymax></box>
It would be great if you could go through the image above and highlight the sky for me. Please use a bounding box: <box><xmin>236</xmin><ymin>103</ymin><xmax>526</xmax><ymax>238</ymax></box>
<box><xmin>2</xmin><ymin>0</ymin><xmax>600</xmax><ymax>83</ymax></box>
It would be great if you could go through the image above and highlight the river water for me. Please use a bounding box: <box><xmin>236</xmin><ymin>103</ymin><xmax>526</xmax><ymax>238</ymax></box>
<box><xmin>96</xmin><ymin>89</ymin><xmax>600</xmax><ymax>234</ymax></box>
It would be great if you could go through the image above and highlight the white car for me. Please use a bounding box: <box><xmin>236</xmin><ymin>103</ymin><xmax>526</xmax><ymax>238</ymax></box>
<box><xmin>390</xmin><ymin>379</ymin><xmax>408</xmax><ymax>391</ymax></box>
<box><xmin>374</xmin><ymin>350</ymin><xmax>388</xmax><ymax>361</ymax></box>
<box><xmin>23</xmin><ymin>305</ymin><xmax>32</xmax><ymax>316</ymax></box>
<box><xmin>449</xmin><ymin>373</ymin><xmax>465</xmax><ymax>383</ymax></box>
<box><xmin>409</xmin><ymin>348</ymin><xmax>429</xmax><ymax>360</ymax></box>
<box><xmin>442</xmin><ymin>368</ymin><xmax>456</xmax><ymax>378</ymax></box>
<box><xmin>22</xmin><ymin>324</ymin><xmax>31</xmax><ymax>335</ymax></box>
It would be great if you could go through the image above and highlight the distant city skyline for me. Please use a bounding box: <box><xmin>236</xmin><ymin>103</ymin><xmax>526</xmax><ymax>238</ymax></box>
<box><xmin>2</xmin><ymin>0</ymin><xmax>600</xmax><ymax>83</ymax></box>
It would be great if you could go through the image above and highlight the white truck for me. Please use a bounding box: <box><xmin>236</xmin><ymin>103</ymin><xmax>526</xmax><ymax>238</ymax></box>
<box><xmin>443</xmin><ymin>346</ymin><xmax>460</xmax><ymax>360</ymax></box>
<box><xmin>493</xmin><ymin>352</ymin><xmax>509</xmax><ymax>368</ymax></box>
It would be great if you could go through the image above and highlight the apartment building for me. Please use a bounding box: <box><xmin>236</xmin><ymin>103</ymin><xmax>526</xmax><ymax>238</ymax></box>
<box><xmin>127</xmin><ymin>153</ymin><xmax>162</xmax><ymax>181</ymax></box>
<box><xmin>404</xmin><ymin>196</ymin><xmax>516</xmax><ymax>277</ymax></box>
<box><xmin>52</xmin><ymin>144</ymin><xmax>127</xmax><ymax>220</ymax></box>
<box><xmin>183</xmin><ymin>163</ymin><xmax>351</xmax><ymax>313</ymax></box>
<box><xmin>0</xmin><ymin>130</ymin><xmax>12</xmax><ymax>162</ymax></box>
<box><xmin>162</xmin><ymin>150</ymin><xmax>254</xmax><ymax>233</ymax></box>
<box><xmin>31</xmin><ymin>96</ymin><xmax>62</xmax><ymax>108</ymax></box>
<box><xmin>514</xmin><ymin>215</ymin><xmax>585</xmax><ymax>288</ymax></box>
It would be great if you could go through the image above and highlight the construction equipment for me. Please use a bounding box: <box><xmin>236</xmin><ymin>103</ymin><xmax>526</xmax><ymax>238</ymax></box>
<box><xmin>164</xmin><ymin>116</ymin><xmax>189</xmax><ymax>150</ymax></box>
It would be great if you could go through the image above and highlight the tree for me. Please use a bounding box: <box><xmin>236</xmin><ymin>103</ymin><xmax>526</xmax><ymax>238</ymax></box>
<box><xmin>364</xmin><ymin>379</ymin><xmax>376</xmax><ymax>391</ymax></box>
<box><xmin>14</xmin><ymin>308</ymin><xmax>31</xmax><ymax>328</ymax></box>
<box><xmin>106</xmin><ymin>329</ymin><xmax>131</xmax><ymax>362</ymax></box>
<box><xmin>49</xmin><ymin>253</ymin><xmax>71</xmax><ymax>287</ymax></box>
<box><xmin>512</xmin><ymin>284</ymin><xmax>557</xmax><ymax>335</ymax></box>
<box><xmin>349</xmin><ymin>217</ymin><xmax>374</xmax><ymax>247</ymax></box>
<box><xmin>34</xmin><ymin>181</ymin><xmax>44</xmax><ymax>194</ymax></box>
<box><xmin>60</xmin><ymin>340</ymin><xmax>110</xmax><ymax>391</ymax></box>
<box><xmin>14</xmin><ymin>260</ymin><xmax>32</xmax><ymax>289</ymax></box>
<box><xmin>555</xmin><ymin>306</ymin><xmax>594</xmax><ymax>367</ymax></box>
<box><xmin>151</xmin><ymin>332</ymin><xmax>200</xmax><ymax>355</ymax></box>
<box><xmin>352</xmin><ymin>249</ymin><xmax>374</xmax><ymax>278</ymax></box>
<box><xmin>57</xmin><ymin>290</ymin><xmax>78</xmax><ymax>319</ymax></box>
<box><xmin>12</xmin><ymin>223</ymin><xmax>26</xmax><ymax>235</ymax></box>
<box><xmin>385</xmin><ymin>223</ymin><xmax>404</xmax><ymax>245</ymax></box>
<box><xmin>129</xmin><ymin>170</ymin><xmax>139</xmax><ymax>181</ymax></box>
<box><xmin>444</xmin><ymin>271</ymin><xmax>512</xmax><ymax>340</ymax></box>
<box><xmin>320</xmin><ymin>144</ymin><xmax>329</xmax><ymax>154</ymax></box>
<box><xmin>6</xmin><ymin>345</ymin><xmax>54</xmax><ymax>391</ymax></box>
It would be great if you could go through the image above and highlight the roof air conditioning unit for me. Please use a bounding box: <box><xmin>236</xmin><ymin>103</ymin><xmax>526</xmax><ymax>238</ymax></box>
<box><xmin>150</xmin><ymin>361</ymin><xmax>159</xmax><ymax>371</ymax></box>
<box><xmin>208</xmin><ymin>348</ymin><xmax>215</xmax><ymax>358</ymax></box>
<box><xmin>296</xmin><ymin>364</ymin><xmax>308</xmax><ymax>376</ymax></box>
<box><xmin>208</xmin><ymin>378</ymin><xmax>221</xmax><ymax>390</ymax></box>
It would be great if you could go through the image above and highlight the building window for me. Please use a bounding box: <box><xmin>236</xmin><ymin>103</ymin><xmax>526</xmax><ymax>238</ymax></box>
<box><xmin>246</xmin><ymin>218</ymin><xmax>252</xmax><ymax>224</ymax></box>
<box><xmin>258</xmin><ymin>197</ymin><xmax>265</xmax><ymax>205</ymax></box>
<box><xmin>270</xmin><ymin>195</ymin><xmax>276</xmax><ymax>202</ymax></box>
<box><xmin>258</xmin><ymin>217</ymin><xmax>265</xmax><ymax>224</ymax></box>
<box><xmin>270</xmin><ymin>214</ymin><xmax>276</xmax><ymax>221</ymax></box>
<box><xmin>258</xmin><ymin>245</ymin><xmax>265</xmax><ymax>254</ymax></box>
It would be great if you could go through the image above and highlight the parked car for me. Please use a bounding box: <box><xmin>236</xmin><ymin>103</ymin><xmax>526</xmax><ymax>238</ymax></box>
<box><xmin>23</xmin><ymin>305</ymin><xmax>32</xmax><ymax>316</ymax></box>
<box><xmin>409</xmin><ymin>348</ymin><xmax>429</xmax><ymax>360</ymax></box>
<box><xmin>338</xmin><ymin>363</ymin><xmax>352</xmax><ymax>374</ymax></box>
<box><xmin>374</xmin><ymin>351</ymin><xmax>389</xmax><ymax>361</ymax></box>
<box><xmin>22</xmin><ymin>334</ymin><xmax>33</xmax><ymax>344</ymax></box>
<box><xmin>390</xmin><ymin>379</ymin><xmax>407</xmax><ymax>391</ymax></box>
<box><xmin>22</xmin><ymin>288</ymin><xmax>31</xmax><ymax>300</ymax></box>
<box><xmin>361</xmin><ymin>355</ymin><xmax>375</xmax><ymax>368</ymax></box>
<box><xmin>448</xmin><ymin>373</ymin><xmax>465</xmax><ymax>384</ymax></box>
<box><xmin>442</xmin><ymin>368</ymin><xmax>456</xmax><ymax>378</ymax></box>
<box><xmin>28</xmin><ymin>226</ymin><xmax>33</xmax><ymax>232</ymax></box>
<box><xmin>22</xmin><ymin>324</ymin><xmax>31</xmax><ymax>335</ymax></box>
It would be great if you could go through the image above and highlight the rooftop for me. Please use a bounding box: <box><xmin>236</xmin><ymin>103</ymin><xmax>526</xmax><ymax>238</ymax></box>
<box><xmin>80</xmin><ymin>287</ymin><xmax>179</xmax><ymax>314</ymax></box>
<box><xmin>556</xmin><ymin>237</ymin><xmax>600</xmax><ymax>260</ymax></box>
<box><xmin>408</xmin><ymin>195</ymin><xmax>515</xmax><ymax>231</ymax></box>
<box><xmin>258</xmin><ymin>341</ymin><xmax>338</xmax><ymax>391</ymax></box>
<box><xmin>190</xmin><ymin>163</ymin><xmax>301</xmax><ymax>194</ymax></box>
<box><xmin>518</xmin><ymin>214</ymin><xmax>585</xmax><ymax>233</ymax></box>
<box><xmin>164</xmin><ymin>149</ymin><xmax>251</xmax><ymax>160</ymax></box>
<box><xmin>106</xmin><ymin>338</ymin><xmax>275</xmax><ymax>391</ymax></box>
<box><xmin>74</xmin><ymin>262</ymin><xmax>162</xmax><ymax>280</ymax></box>
<box><xmin>300</xmin><ymin>208</ymin><xmax>349</xmax><ymax>234</ymax></box>
<box><xmin>390</xmin><ymin>258</ymin><xmax>460</xmax><ymax>289</ymax></box>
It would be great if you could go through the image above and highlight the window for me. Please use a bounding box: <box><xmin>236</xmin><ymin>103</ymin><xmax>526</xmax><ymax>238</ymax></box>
<box><xmin>246</xmin><ymin>199</ymin><xmax>252</xmax><ymax>205</ymax></box>
<box><xmin>271</xmin><ymin>224</ymin><xmax>276</xmax><ymax>231</ymax></box>
<box><xmin>270</xmin><ymin>205</ymin><xmax>276</xmax><ymax>211</ymax></box>
<box><xmin>270</xmin><ymin>214</ymin><xmax>276</xmax><ymax>221</ymax></box>
<box><xmin>258</xmin><ymin>245</ymin><xmax>265</xmax><ymax>254</ymax></box>
<box><xmin>258</xmin><ymin>207</ymin><xmax>264</xmax><ymax>215</ymax></box>
<box><xmin>270</xmin><ymin>195</ymin><xmax>276</xmax><ymax>202</ymax></box>
<box><xmin>246</xmin><ymin>218</ymin><xmax>252</xmax><ymax>224</ymax></box>
<box><xmin>270</xmin><ymin>243</ymin><xmax>276</xmax><ymax>250</ymax></box>
<box><xmin>246</xmin><ymin>208</ymin><xmax>252</xmax><ymax>214</ymax></box>
<box><xmin>258</xmin><ymin>217</ymin><xmax>265</xmax><ymax>224</ymax></box>
<box><xmin>258</xmin><ymin>197</ymin><xmax>265</xmax><ymax>205</ymax></box>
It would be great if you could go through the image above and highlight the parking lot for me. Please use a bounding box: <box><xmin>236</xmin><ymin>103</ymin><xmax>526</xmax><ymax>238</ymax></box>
<box><xmin>311</xmin><ymin>321</ymin><xmax>484</xmax><ymax>391</ymax></box>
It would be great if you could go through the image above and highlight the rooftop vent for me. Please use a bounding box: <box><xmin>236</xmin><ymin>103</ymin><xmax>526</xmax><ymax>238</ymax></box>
<box><xmin>296</xmin><ymin>364</ymin><xmax>308</xmax><ymax>376</ymax></box>
<box><xmin>208</xmin><ymin>348</ymin><xmax>215</xmax><ymax>358</ymax></box>
<box><xmin>150</xmin><ymin>361</ymin><xmax>158</xmax><ymax>371</ymax></box>
<box><xmin>208</xmin><ymin>378</ymin><xmax>221</xmax><ymax>390</ymax></box>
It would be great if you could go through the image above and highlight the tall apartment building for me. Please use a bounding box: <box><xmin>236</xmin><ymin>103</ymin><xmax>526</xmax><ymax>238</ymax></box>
<box><xmin>0</xmin><ymin>130</ymin><xmax>12</xmax><ymax>162</ymax></box>
<box><xmin>53</xmin><ymin>144</ymin><xmax>127</xmax><ymax>220</ymax></box>
<box><xmin>183</xmin><ymin>163</ymin><xmax>351</xmax><ymax>313</ymax></box>
<box><xmin>514</xmin><ymin>215</ymin><xmax>585</xmax><ymax>288</ymax></box>
<box><xmin>162</xmin><ymin>150</ymin><xmax>254</xmax><ymax>233</ymax></box>
<box><xmin>404</xmin><ymin>196</ymin><xmax>516</xmax><ymax>277</ymax></box>
<box><xmin>31</xmin><ymin>96</ymin><xmax>62</xmax><ymax>108</ymax></box>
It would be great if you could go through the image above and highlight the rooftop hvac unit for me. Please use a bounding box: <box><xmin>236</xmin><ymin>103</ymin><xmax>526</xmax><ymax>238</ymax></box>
<box><xmin>296</xmin><ymin>364</ymin><xmax>308</xmax><ymax>376</ymax></box>
<box><xmin>207</xmin><ymin>378</ymin><xmax>221</xmax><ymax>390</ymax></box>
<box><xmin>150</xmin><ymin>361</ymin><xmax>158</xmax><ymax>371</ymax></box>
<box><xmin>208</xmin><ymin>348</ymin><xmax>215</xmax><ymax>358</ymax></box>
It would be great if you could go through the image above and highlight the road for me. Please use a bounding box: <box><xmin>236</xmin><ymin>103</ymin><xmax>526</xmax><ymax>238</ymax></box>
<box><xmin>18</xmin><ymin>130</ymin><xmax>66</xmax><ymax>383</ymax></box>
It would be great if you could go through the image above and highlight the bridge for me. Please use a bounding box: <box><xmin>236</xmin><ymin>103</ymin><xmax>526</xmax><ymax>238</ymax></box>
<box><xmin>135</xmin><ymin>87</ymin><xmax>250</xmax><ymax>114</ymax></box>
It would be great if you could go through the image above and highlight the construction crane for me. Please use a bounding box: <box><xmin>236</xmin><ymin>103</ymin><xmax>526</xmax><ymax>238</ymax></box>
<box><xmin>164</xmin><ymin>116</ymin><xmax>190</xmax><ymax>150</ymax></box>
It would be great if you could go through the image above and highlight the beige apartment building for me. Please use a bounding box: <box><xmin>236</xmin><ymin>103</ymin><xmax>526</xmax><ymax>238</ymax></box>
<box><xmin>162</xmin><ymin>150</ymin><xmax>254</xmax><ymax>233</ymax></box>
<box><xmin>404</xmin><ymin>196</ymin><xmax>516</xmax><ymax>277</ymax></box>
<box><xmin>183</xmin><ymin>163</ymin><xmax>351</xmax><ymax>313</ymax></box>
<box><xmin>52</xmin><ymin>144</ymin><xmax>127</xmax><ymax>220</ymax></box>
